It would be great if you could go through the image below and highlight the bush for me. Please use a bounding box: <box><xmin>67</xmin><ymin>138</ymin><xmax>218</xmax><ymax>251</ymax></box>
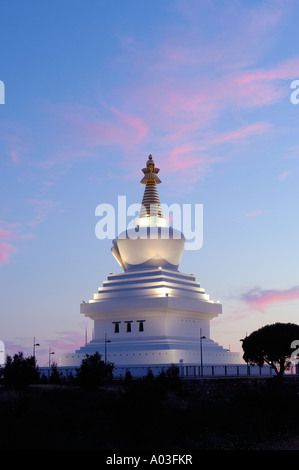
<box><xmin>2</xmin><ymin>352</ymin><xmax>40</xmax><ymax>389</ymax></box>
<box><xmin>75</xmin><ymin>352</ymin><xmax>114</xmax><ymax>389</ymax></box>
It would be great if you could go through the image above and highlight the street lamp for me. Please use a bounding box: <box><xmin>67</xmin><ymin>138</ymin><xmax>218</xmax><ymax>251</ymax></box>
<box><xmin>49</xmin><ymin>347</ymin><xmax>55</xmax><ymax>367</ymax></box>
<box><xmin>200</xmin><ymin>327</ymin><xmax>206</xmax><ymax>377</ymax></box>
<box><xmin>104</xmin><ymin>333</ymin><xmax>111</xmax><ymax>368</ymax></box>
<box><xmin>33</xmin><ymin>337</ymin><xmax>40</xmax><ymax>359</ymax></box>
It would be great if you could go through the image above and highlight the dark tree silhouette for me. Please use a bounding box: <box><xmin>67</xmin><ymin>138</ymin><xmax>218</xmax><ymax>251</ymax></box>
<box><xmin>2</xmin><ymin>351</ymin><xmax>40</xmax><ymax>389</ymax></box>
<box><xmin>76</xmin><ymin>352</ymin><xmax>114</xmax><ymax>389</ymax></box>
<box><xmin>241</xmin><ymin>322</ymin><xmax>299</xmax><ymax>376</ymax></box>
<box><xmin>49</xmin><ymin>364</ymin><xmax>63</xmax><ymax>384</ymax></box>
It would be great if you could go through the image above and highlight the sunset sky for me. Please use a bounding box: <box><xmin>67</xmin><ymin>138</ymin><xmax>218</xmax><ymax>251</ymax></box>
<box><xmin>1</xmin><ymin>0</ymin><xmax>299</xmax><ymax>367</ymax></box>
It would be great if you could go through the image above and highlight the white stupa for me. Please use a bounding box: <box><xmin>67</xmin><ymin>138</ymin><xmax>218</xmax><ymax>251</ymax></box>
<box><xmin>61</xmin><ymin>155</ymin><xmax>241</xmax><ymax>371</ymax></box>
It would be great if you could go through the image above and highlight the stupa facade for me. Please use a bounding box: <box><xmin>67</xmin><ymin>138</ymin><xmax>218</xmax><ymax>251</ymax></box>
<box><xmin>61</xmin><ymin>155</ymin><xmax>241</xmax><ymax>370</ymax></box>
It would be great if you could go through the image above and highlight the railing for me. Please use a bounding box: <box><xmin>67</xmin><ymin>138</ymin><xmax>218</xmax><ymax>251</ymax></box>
<box><xmin>38</xmin><ymin>362</ymin><xmax>299</xmax><ymax>379</ymax></box>
<box><xmin>179</xmin><ymin>364</ymin><xmax>273</xmax><ymax>378</ymax></box>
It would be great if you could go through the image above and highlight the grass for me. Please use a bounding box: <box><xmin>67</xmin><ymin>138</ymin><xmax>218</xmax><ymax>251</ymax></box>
<box><xmin>0</xmin><ymin>376</ymin><xmax>298</xmax><ymax>451</ymax></box>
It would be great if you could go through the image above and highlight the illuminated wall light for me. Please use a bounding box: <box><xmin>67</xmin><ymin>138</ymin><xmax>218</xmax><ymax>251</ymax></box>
<box><xmin>160</xmin><ymin>287</ymin><xmax>170</xmax><ymax>297</ymax></box>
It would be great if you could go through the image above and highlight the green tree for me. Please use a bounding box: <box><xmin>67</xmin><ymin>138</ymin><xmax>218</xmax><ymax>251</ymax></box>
<box><xmin>49</xmin><ymin>363</ymin><xmax>63</xmax><ymax>384</ymax></box>
<box><xmin>2</xmin><ymin>351</ymin><xmax>40</xmax><ymax>389</ymax></box>
<box><xmin>76</xmin><ymin>352</ymin><xmax>114</xmax><ymax>389</ymax></box>
<box><xmin>166</xmin><ymin>364</ymin><xmax>180</xmax><ymax>380</ymax></box>
<box><xmin>241</xmin><ymin>322</ymin><xmax>299</xmax><ymax>376</ymax></box>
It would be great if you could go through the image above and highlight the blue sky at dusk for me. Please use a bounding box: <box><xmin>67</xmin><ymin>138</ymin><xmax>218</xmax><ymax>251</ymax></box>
<box><xmin>1</xmin><ymin>0</ymin><xmax>299</xmax><ymax>367</ymax></box>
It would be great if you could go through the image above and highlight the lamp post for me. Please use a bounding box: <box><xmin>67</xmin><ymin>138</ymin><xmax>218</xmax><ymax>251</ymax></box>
<box><xmin>200</xmin><ymin>328</ymin><xmax>206</xmax><ymax>377</ymax></box>
<box><xmin>49</xmin><ymin>347</ymin><xmax>55</xmax><ymax>367</ymax></box>
<box><xmin>33</xmin><ymin>337</ymin><xmax>40</xmax><ymax>359</ymax></box>
<box><xmin>104</xmin><ymin>333</ymin><xmax>111</xmax><ymax>368</ymax></box>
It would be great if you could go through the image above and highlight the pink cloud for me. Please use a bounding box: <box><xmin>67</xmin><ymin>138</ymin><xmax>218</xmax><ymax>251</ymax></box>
<box><xmin>38</xmin><ymin>101</ymin><xmax>150</xmax><ymax>169</ymax></box>
<box><xmin>144</xmin><ymin>143</ymin><xmax>225</xmax><ymax>190</ymax></box>
<box><xmin>145</xmin><ymin>0</ymin><xmax>285</xmax><ymax>77</ymax></box>
<box><xmin>235</xmin><ymin>210</ymin><xmax>266</xmax><ymax>221</ymax></box>
<box><xmin>279</xmin><ymin>170</ymin><xmax>295</xmax><ymax>180</ymax></box>
<box><xmin>0</xmin><ymin>123</ymin><xmax>33</xmax><ymax>164</ymax></box>
<box><xmin>245</xmin><ymin>211</ymin><xmax>263</xmax><ymax>217</ymax></box>
<box><xmin>0</xmin><ymin>227</ymin><xmax>17</xmax><ymax>265</ymax></box>
<box><xmin>5</xmin><ymin>134</ymin><xmax>30</xmax><ymax>163</ymax></box>
<box><xmin>220</xmin><ymin>67</ymin><xmax>292</xmax><ymax>109</ymax></box>
<box><xmin>0</xmin><ymin>222</ymin><xmax>35</xmax><ymax>266</ymax></box>
<box><xmin>0</xmin><ymin>227</ymin><xmax>11</xmax><ymax>240</ymax></box>
<box><xmin>40</xmin><ymin>148</ymin><xmax>98</xmax><ymax>169</ymax></box>
<box><xmin>4</xmin><ymin>328</ymin><xmax>89</xmax><ymax>366</ymax></box>
<box><xmin>104</xmin><ymin>58</ymin><xmax>286</xmax><ymax>183</ymax></box>
<box><xmin>46</xmin><ymin>101</ymin><xmax>148</xmax><ymax>147</ymax></box>
<box><xmin>155</xmin><ymin>121</ymin><xmax>271</xmax><ymax>185</ymax></box>
<box><xmin>48</xmin><ymin>330</ymin><xmax>88</xmax><ymax>353</ymax></box>
<box><xmin>167</xmin><ymin>145</ymin><xmax>203</xmax><ymax>170</ymax></box>
<box><xmin>14</xmin><ymin>1</ymin><xmax>294</xmax><ymax>192</ymax></box>
<box><xmin>0</xmin><ymin>242</ymin><xmax>16</xmax><ymax>265</ymax></box>
<box><xmin>129</xmin><ymin>55</ymin><xmax>294</xmax><ymax>138</ymax></box>
<box><xmin>199</xmin><ymin>57</ymin><xmax>299</xmax><ymax>113</ymax></box>
<box><xmin>285</xmin><ymin>146</ymin><xmax>299</xmax><ymax>160</ymax></box>
<box><xmin>240</xmin><ymin>58</ymin><xmax>299</xmax><ymax>84</ymax></box>
<box><xmin>25</xmin><ymin>198</ymin><xmax>58</xmax><ymax>227</ymax></box>
<box><xmin>212</xmin><ymin>122</ymin><xmax>273</xmax><ymax>145</ymax></box>
<box><xmin>241</xmin><ymin>286</ymin><xmax>299</xmax><ymax>312</ymax></box>
<box><xmin>73</xmin><ymin>114</ymin><xmax>143</xmax><ymax>148</ymax></box>
<box><xmin>37</xmin><ymin>24</ymin><xmax>296</xmax><ymax>182</ymax></box>
<box><xmin>115</xmin><ymin>1</ymin><xmax>293</xmax><ymax>118</ymax></box>
<box><xmin>103</xmin><ymin>104</ymin><xmax>148</xmax><ymax>143</ymax></box>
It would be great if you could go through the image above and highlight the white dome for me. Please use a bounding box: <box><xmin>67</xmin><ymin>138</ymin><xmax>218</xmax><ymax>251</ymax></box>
<box><xmin>112</xmin><ymin>227</ymin><xmax>185</xmax><ymax>271</ymax></box>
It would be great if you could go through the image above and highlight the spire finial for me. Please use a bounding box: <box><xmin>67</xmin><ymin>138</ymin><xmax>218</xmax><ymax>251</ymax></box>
<box><xmin>141</xmin><ymin>154</ymin><xmax>161</xmax><ymax>184</ymax></box>
<box><xmin>139</xmin><ymin>154</ymin><xmax>163</xmax><ymax>218</ymax></box>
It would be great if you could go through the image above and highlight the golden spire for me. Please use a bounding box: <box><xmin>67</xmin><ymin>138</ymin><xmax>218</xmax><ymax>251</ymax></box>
<box><xmin>139</xmin><ymin>155</ymin><xmax>163</xmax><ymax>218</ymax></box>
